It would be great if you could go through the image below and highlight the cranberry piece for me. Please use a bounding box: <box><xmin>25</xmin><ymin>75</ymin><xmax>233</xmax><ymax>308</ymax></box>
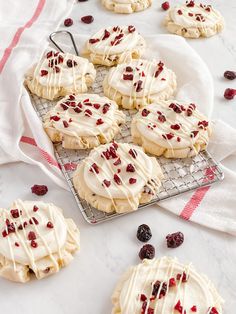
<box><xmin>224</xmin><ymin>70</ymin><xmax>236</xmax><ymax>80</ymax></box>
<box><xmin>93</xmin><ymin>103</ymin><xmax>100</xmax><ymax>109</ymax></box>
<box><xmin>103</xmin><ymin>179</ymin><xmax>111</xmax><ymax>188</ymax></box>
<box><xmin>224</xmin><ymin>88</ymin><xmax>236</xmax><ymax>100</ymax></box>
<box><xmin>54</xmin><ymin>66</ymin><xmax>60</xmax><ymax>73</ymax></box>
<box><xmin>40</xmin><ymin>70</ymin><xmax>48</xmax><ymax>76</ymax></box>
<box><xmin>162</xmin><ymin>133</ymin><xmax>174</xmax><ymax>140</ymax></box>
<box><xmin>81</xmin><ymin>15</ymin><xmax>94</xmax><ymax>24</ymax></box>
<box><xmin>158</xmin><ymin>114</ymin><xmax>166</xmax><ymax>123</ymax></box>
<box><xmin>10</xmin><ymin>209</ymin><xmax>20</xmax><ymax>218</ymax></box>
<box><xmin>198</xmin><ymin>120</ymin><xmax>208</xmax><ymax>129</ymax></box>
<box><xmin>18</xmin><ymin>222</ymin><xmax>27</xmax><ymax>230</ymax></box>
<box><xmin>169</xmin><ymin>277</ymin><xmax>176</xmax><ymax>287</ymax></box>
<box><xmin>166</xmin><ymin>231</ymin><xmax>184</xmax><ymax>248</ymax></box>
<box><xmin>141</xmin><ymin>109</ymin><xmax>150</xmax><ymax>117</ymax></box>
<box><xmin>89</xmin><ymin>38</ymin><xmax>100</xmax><ymax>44</ymax></box>
<box><xmin>28</xmin><ymin>231</ymin><xmax>36</xmax><ymax>241</ymax></box>
<box><xmin>129</xmin><ymin>148</ymin><xmax>137</xmax><ymax>158</ymax></box>
<box><xmin>176</xmin><ymin>271</ymin><xmax>188</xmax><ymax>282</ymax></box>
<box><xmin>123</xmin><ymin>74</ymin><xmax>133</xmax><ymax>81</ymax></box>
<box><xmin>171</xmin><ymin>124</ymin><xmax>180</xmax><ymax>130</ymax></box>
<box><xmin>89</xmin><ymin>163</ymin><xmax>99</xmax><ymax>174</ymax></box>
<box><xmin>31</xmin><ymin>184</ymin><xmax>48</xmax><ymax>196</ymax></box>
<box><xmin>161</xmin><ymin>1</ymin><xmax>170</xmax><ymax>10</ymax></box>
<box><xmin>96</xmin><ymin>118</ymin><xmax>104</xmax><ymax>125</ymax></box>
<box><xmin>109</xmin><ymin>146</ymin><xmax>117</xmax><ymax>158</ymax></box>
<box><xmin>46</xmin><ymin>51</ymin><xmax>53</xmax><ymax>59</ymax></box>
<box><xmin>177</xmin><ymin>9</ymin><xmax>183</xmax><ymax>15</ymax></box>
<box><xmin>102</xmin><ymin>29</ymin><xmax>110</xmax><ymax>40</ymax></box>
<box><xmin>190</xmin><ymin>305</ymin><xmax>197</xmax><ymax>312</ymax></box>
<box><xmin>177</xmin><ymin>137</ymin><xmax>181</xmax><ymax>142</ymax></box>
<box><xmin>31</xmin><ymin>240</ymin><xmax>38</xmax><ymax>248</ymax></box>
<box><xmin>63</xmin><ymin>120</ymin><xmax>69</xmax><ymax>128</ymax></box>
<box><xmin>140</xmin><ymin>294</ymin><xmax>147</xmax><ymax>302</ymax></box>
<box><xmin>129</xmin><ymin>178</ymin><xmax>137</xmax><ymax>184</ymax></box>
<box><xmin>47</xmin><ymin>221</ymin><xmax>54</xmax><ymax>229</ymax></box>
<box><xmin>137</xmin><ymin>224</ymin><xmax>152</xmax><ymax>242</ymax></box>
<box><xmin>126</xmin><ymin>164</ymin><xmax>135</xmax><ymax>172</ymax></box>
<box><xmin>169</xmin><ymin>103</ymin><xmax>182</xmax><ymax>113</ymax></box>
<box><xmin>186</xmin><ymin>0</ymin><xmax>195</xmax><ymax>7</ymax></box>
<box><xmin>113</xmin><ymin>158</ymin><xmax>121</xmax><ymax>166</ymax></box>
<box><xmin>102</xmin><ymin>103</ymin><xmax>110</xmax><ymax>114</ymax></box>
<box><xmin>114</xmin><ymin>174</ymin><xmax>122</xmax><ymax>185</ymax></box>
<box><xmin>126</xmin><ymin>66</ymin><xmax>133</xmax><ymax>72</ymax></box>
<box><xmin>128</xmin><ymin>25</ymin><xmax>135</xmax><ymax>33</ymax></box>
<box><xmin>135</xmin><ymin>80</ymin><xmax>143</xmax><ymax>92</ymax></box>
<box><xmin>188</xmin><ymin>12</ymin><xmax>193</xmax><ymax>17</ymax></box>
<box><xmin>152</xmin><ymin>281</ymin><xmax>167</xmax><ymax>299</ymax></box>
<box><xmin>15</xmin><ymin>242</ymin><xmax>20</xmax><ymax>247</ymax></box>
<box><xmin>209</xmin><ymin>307</ymin><xmax>219</xmax><ymax>314</ymax></box>
<box><xmin>174</xmin><ymin>300</ymin><xmax>184</xmax><ymax>313</ymax></box>
<box><xmin>191</xmin><ymin>131</ymin><xmax>199</xmax><ymax>138</ymax></box>
<box><xmin>67</xmin><ymin>59</ymin><xmax>77</xmax><ymax>68</ymax></box>
<box><xmin>113</xmin><ymin>26</ymin><xmax>120</xmax><ymax>32</ymax></box>
<box><xmin>64</xmin><ymin>18</ymin><xmax>73</xmax><ymax>27</ymax></box>
<box><xmin>33</xmin><ymin>205</ymin><xmax>39</xmax><ymax>212</ymax></box>
<box><xmin>50</xmin><ymin>115</ymin><xmax>60</xmax><ymax>121</ymax></box>
<box><xmin>74</xmin><ymin>107</ymin><xmax>82</xmax><ymax>114</ymax></box>
<box><xmin>139</xmin><ymin>244</ymin><xmax>155</xmax><ymax>260</ymax></box>
<box><xmin>29</xmin><ymin>217</ymin><xmax>39</xmax><ymax>225</ymax></box>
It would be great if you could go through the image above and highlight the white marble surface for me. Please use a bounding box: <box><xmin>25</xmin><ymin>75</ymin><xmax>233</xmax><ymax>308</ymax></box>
<box><xmin>1</xmin><ymin>1</ymin><xmax>236</xmax><ymax>313</ymax></box>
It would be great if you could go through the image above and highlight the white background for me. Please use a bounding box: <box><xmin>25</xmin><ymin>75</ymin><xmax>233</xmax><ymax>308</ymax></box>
<box><xmin>1</xmin><ymin>1</ymin><xmax>236</xmax><ymax>313</ymax></box>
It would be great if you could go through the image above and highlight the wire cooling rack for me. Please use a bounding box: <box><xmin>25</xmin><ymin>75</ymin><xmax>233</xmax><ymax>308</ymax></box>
<box><xmin>29</xmin><ymin>65</ymin><xmax>224</xmax><ymax>224</ymax></box>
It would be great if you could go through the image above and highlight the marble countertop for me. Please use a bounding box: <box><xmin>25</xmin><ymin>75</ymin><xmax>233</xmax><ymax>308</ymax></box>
<box><xmin>0</xmin><ymin>1</ymin><xmax>236</xmax><ymax>313</ymax></box>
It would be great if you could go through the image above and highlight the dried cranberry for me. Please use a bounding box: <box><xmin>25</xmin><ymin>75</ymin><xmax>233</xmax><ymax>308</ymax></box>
<box><xmin>191</xmin><ymin>131</ymin><xmax>199</xmax><ymax>138</ymax></box>
<box><xmin>224</xmin><ymin>88</ymin><xmax>236</xmax><ymax>100</ymax></box>
<box><xmin>47</xmin><ymin>221</ymin><xmax>54</xmax><ymax>228</ymax></box>
<box><xmin>186</xmin><ymin>0</ymin><xmax>195</xmax><ymax>7</ymax></box>
<box><xmin>137</xmin><ymin>224</ymin><xmax>152</xmax><ymax>242</ymax></box>
<box><xmin>31</xmin><ymin>184</ymin><xmax>48</xmax><ymax>196</ymax></box>
<box><xmin>155</xmin><ymin>62</ymin><xmax>164</xmax><ymax>78</ymax></box>
<box><xmin>123</xmin><ymin>74</ymin><xmax>133</xmax><ymax>80</ymax></box>
<box><xmin>166</xmin><ymin>231</ymin><xmax>184</xmax><ymax>248</ymax></box>
<box><xmin>109</xmin><ymin>146</ymin><xmax>118</xmax><ymax>158</ymax></box>
<box><xmin>15</xmin><ymin>242</ymin><xmax>20</xmax><ymax>247</ymax></box>
<box><xmin>158</xmin><ymin>114</ymin><xmax>166</xmax><ymax>123</ymax></box>
<box><xmin>224</xmin><ymin>70</ymin><xmax>236</xmax><ymax>80</ymax></box>
<box><xmin>126</xmin><ymin>66</ymin><xmax>133</xmax><ymax>72</ymax></box>
<box><xmin>129</xmin><ymin>148</ymin><xmax>137</xmax><ymax>158</ymax></box>
<box><xmin>188</xmin><ymin>12</ymin><xmax>193</xmax><ymax>16</ymax></box>
<box><xmin>67</xmin><ymin>59</ymin><xmax>77</xmax><ymax>68</ymax></box>
<box><xmin>74</xmin><ymin>107</ymin><xmax>82</xmax><ymax>113</ymax></box>
<box><xmin>33</xmin><ymin>205</ymin><xmax>39</xmax><ymax>212</ymax></box>
<box><xmin>198</xmin><ymin>120</ymin><xmax>208</xmax><ymax>129</ymax></box>
<box><xmin>64</xmin><ymin>18</ymin><xmax>73</xmax><ymax>27</ymax></box>
<box><xmin>10</xmin><ymin>209</ymin><xmax>20</xmax><ymax>218</ymax></box>
<box><xmin>31</xmin><ymin>240</ymin><xmax>38</xmax><ymax>248</ymax></box>
<box><xmin>174</xmin><ymin>300</ymin><xmax>184</xmax><ymax>313</ymax></box>
<box><xmin>84</xmin><ymin>109</ymin><xmax>92</xmax><ymax>117</ymax></box>
<box><xmin>113</xmin><ymin>158</ymin><xmax>121</xmax><ymax>166</ymax></box>
<box><xmin>103</xmin><ymin>179</ymin><xmax>111</xmax><ymax>188</ymax></box>
<box><xmin>46</xmin><ymin>51</ymin><xmax>53</xmax><ymax>59</ymax></box>
<box><xmin>162</xmin><ymin>133</ymin><xmax>174</xmax><ymax>140</ymax></box>
<box><xmin>114</xmin><ymin>174</ymin><xmax>122</xmax><ymax>185</ymax></box>
<box><xmin>89</xmin><ymin>163</ymin><xmax>99</xmax><ymax>174</ymax></box>
<box><xmin>161</xmin><ymin>1</ymin><xmax>170</xmax><ymax>10</ymax></box>
<box><xmin>139</xmin><ymin>244</ymin><xmax>155</xmax><ymax>260</ymax></box>
<box><xmin>50</xmin><ymin>115</ymin><xmax>60</xmax><ymax>121</ymax></box>
<box><xmin>209</xmin><ymin>307</ymin><xmax>219</xmax><ymax>314</ymax></box>
<box><xmin>40</xmin><ymin>70</ymin><xmax>48</xmax><ymax>76</ymax></box>
<box><xmin>190</xmin><ymin>305</ymin><xmax>197</xmax><ymax>312</ymax></box>
<box><xmin>126</xmin><ymin>164</ymin><xmax>135</xmax><ymax>172</ymax></box>
<box><xmin>177</xmin><ymin>9</ymin><xmax>183</xmax><ymax>15</ymax></box>
<box><xmin>169</xmin><ymin>277</ymin><xmax>176</xmax><ymax>287</ymax></box>
<box><xmin>129</xmin><ymin>178</ymin><xmax>137</xmax><ymax>184</ymax></box>
<box><xmin>58</xmin><ymin>55</ymin><xmax>64</xmax><ymax>64</ymax></box>
<box><xmin>96</xmin><ymin>118</ymin><xmax>104</xmax><ymax>125</ymax></box>
<box><xmin>93</xmin><ymin>103</ymin><xmax>100</xmax><ymax>109</ymax></box>
<box><xmin>171</xmin><ymin>124</ymin><xmax>180</xmax><ymax>130</ymax></box>
<box><xmin>29</xmin><ymin>217</ymin><xmax>39</xmax><ymax>225</ymax></box>
<box><xmin>177</xmin><ymin>137</ymin><xmax>181</xmax><ymax>142</ymax></box>
<box><xmin>141</xmin><ymin>109</ymin><xmax>150</xmax><ymax>117</ymax></box>
<box><xmin>176</xmin><ymin>271</ymin><xmax>188</xmax><ymax>282</ymax></box>
<box><xmin>102</xmin><ymin>29</ymin><xmax>110</xmax><ymax>40</ymax></box>
<box><xmin>63</xmin><ymin>120</ymin><xmax>69</xmax><ymax>128</ymax></box>
<box><xmin>140</xmin><ymin>294</ymin><xmax>147</xmax><ymax>302</ymax></box>
<box><xmin>102</xmin><ymin>103</ymin><xmax>110</xmax><ymax>114</ymax></box>
<box><xmin>135</xmin><ymin>80</ymin><xmax>143</xmax><ymax>92</ymax></box>
<box><xmin>128</xmin><ymin>25</ymin><xmax>135</xmax><ymax>33</ymax></box>
<box><xmin>28</xmin><ymin>231</ymin><xmax>36</xmax><ymax>241</ymax></box>
<box><xmin>54</xmin><ymin>66</ymin><xmax>60</xmax><ymax>73</ymax></box>
<box><xmin>81</xmin><ymin>15</ymin><xmax>94</xmax><ymax>24</ymax></box>
<box><xmin>169</xmin><ymin>103</ymin><xmax>182</xmax><ymax>113</ymax></box>
<box><xmin>152</xmin><ymin>281</ymin><xmax>167</xmax><ymax>299</ymax></box>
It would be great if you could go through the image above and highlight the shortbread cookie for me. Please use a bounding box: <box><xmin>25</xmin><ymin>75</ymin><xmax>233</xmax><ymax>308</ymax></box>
<box><xmin>101</xmin><ymin>0</ymin><xmax>152</xmax><ymax>14</ymax></box>
<box><xmin>25</xmin><ymin>50</ymin><xmax>96</xmax><ymax>100</ymax></box>
<box><xmin>103</xmin><ymin>59</ymin><xmax>177</xmax><ymax>109</ymax></box>
<box><xmin>73</xmin><ymin>142</ymin><xmax>163</xmax><ymax>213</ymax></box>
<box><xmin>0</xmin><ymin>200</ymin><xmax>80</xmax><ymax>283</ymax></box>
<box><xmin>112</xmin><ymin>256</ymin><xmax>223</xmax><ymax>314</ymax></box>
<box><xmin>44</xmin><ymin>94</ymin><xmax>125</xmax><ymax>149</ymax></box>
<box><xmin>164</xmin><ymin>1</ymin><xmax>224</xmax><ymax>38</ymax></box>
<box><xmin>131</xmin><ymin>101</ymin><xmax>211</xmax><ymax>158</ymax></box>
<box><xmin>83</xmin><ymin>25</ymin><xmax>146</xmax><ymax>67</ymax></box>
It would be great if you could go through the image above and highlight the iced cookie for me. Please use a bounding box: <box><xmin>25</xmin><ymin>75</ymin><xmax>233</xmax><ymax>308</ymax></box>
<box><xmin>164</xmin><ymin>1</ymin><xmax>224</xmax><ymax>38</ymax></box>
<box><xmin>131</xmin><ymin>101</ymin><xmax>212</xmax><ymax>158</ymax></box>
<box><xmin>44</xmin><ymin>94</ymin><xmax>125</xmax><ymax>149</ymax></box>
<box><xmin>83</xmin><ymin>25</ymin><xmax>146</xmax><ymax>66</ymax></box>
<box><xmin>25</xmin><ymin>50</ymin><xmax>96</xmax><ymax>100</ymax></box>
<box><xmin>103</xmin><ymin>59</ymin><xmax>177</xmax><ymax>109</ymax></box>
<box><xmin>101</xmin><ymin>0</ymin><xmax>152</xmax><ymax>14</ymax></box>
<box><xmin>73</xmin><ymin>142</ymin><xmax>163</xmax><ymax>213</ymax></box>
<box><xmin>112</xmin><ymin>256</ymin><xmax>223</xmax><ymax>314</ymax></box>
<box><xmin>0</xmin><ymin>200</ymin><xmax>80</xmax><ymax>283</ymax></box>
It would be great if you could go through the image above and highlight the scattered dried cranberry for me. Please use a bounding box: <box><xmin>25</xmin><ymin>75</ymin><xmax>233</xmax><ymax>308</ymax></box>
<box><xmin>186</xmin><ymin>0</ymin><xmax>195</xmax><ymax>7</ymax></box>
<box><xmin>81</xmin><ymin>15</ymin><xmax>94</xmax><ymax>24</ymax></box>
<box><xmin>128</xmin><ymin>25</ymin><xmax>135</xmax><ymax>33</ymax></box>
<box><xmin>67</xmin><ymin>59</ymin><xmax>77</xmax><ymax>68</ymax></box>
<box><xmin>15</xmin><ymin>242</ymin><xmax>20</xmax><ymax>247</ymax></box>
<box><xmin>63</xmin><ymin>120</ymin><xmax>69</xmax><ymax>128</ymax></box>
<box><xmin>177</xmin><ymin>9</ymin><xmax>183</xmax><ymax>15</ymax></box>
<box><xmin>102</xmin><ymin>103</ymin><xmax>110</xmax><ymax>114</ymax></box>
<box><xmin>126</xmin><ymin>164</ymin><xmax>135</xmax><ymax>172</ymax></box>
<box><xmin>129</xmin><ymin>148</ymin><xmax>137</xmax><ymax>159</ymax></box>
<box><xmin>176</xmin><ymin>271</ymin><xmax>188</xmax><ymax>282</ymax></box>
<box><xmin>89</xmin><ymin>38</ymin><xmax>100</xmax><ymax>44</ymax></box>
<box><xmin>169</xmin><ymin>103</ymin><xmax>182</xmax><ymax>113</ymax></box>
<box><xmin>161</xmin><ymin>1</ymin><xmax>170</xmax><ymax>10</ymax></box>
<box><xmin>158</xmin><ymin>114</ymin><xmax>166</xmax><ymax>123</ymax></box>
<box><xmin>137</xmin><ymin>224</ymin><xmax>152</xmax><ymax>242</ymax></box>
<box><xmin>46</xmin><ymin>51</ymin><xmax>53</xmax><ymax>59</ymax></box>
<box><xmin>129</xmin><ymin>178</ymin><xmax>137</xmax><ymax>184</ymax></box>
<box><xmin>96</xmin><ymin>118</ymin><xmax>104</xmax><ymax>125</ymax></box>
<box><xmin>89</xmin><ymin>163</ymin><xmax>99</xmax><ymax>174</ymax></box>
<box><xmin>174</xmin><ymin>300</ymin><xmax>184</xmax><ymax>313</ymax></box>
<box><xmin>198</xmin><ymin>120</ymin><xmax>208</xmax><ymax>129</ymax></box>
<box><xmin>47</xmin><ymin>221</ymin><xmax>54</xmax><ymax>229</ymax></box>
<box><xmin>166</xmin><ymin>231</ymin><xmax>184</xmax><ymax>248</ymax></box>
<box><xmin>171</xmin><ymin>124</ymin><xmax>180</xmax><ymax>130</ymax></box>
<box><xmin>31</xmin><ymin>240</ymin><xmax>38</xmax><ymax>248</ymax></box>
<box><xmin>114</xmin><ymin>174</ymin><xmax>122</xmax><ymax>185</ymax></box>
<box><xmin>126</xmin><ymin>66</ymin><xmax>133</xmax><ymax>72</ymax></box>
<box><xmin>123</xmin><ymin>74</ymin><xmax>133</xmax><ymax>81</ymax></box>
<box><xmin>135</xmin><ymin>80</ymin><xmax>143</xmax><ymax>92</ymax></box>
<box><xmin>50</xmin><ymin>115</ymin><xmax>60</xmax><ymax>121</ymax></box>
<box><xmin>40</xmin><ymin>70</ymin><xmax>48</xmax><ymax>76</ymax></box>
<box><xmin>224</xmin><ymin>70</ymin><xmax>236</xmax><ymax>80</ymax></box>
<box><xmin>162</xmin><ymin>133</ymin><xmax>174</xmax><ymax>140</ymax></box>
<box><xmin>152</xmin><ymin>281</ymin><xmax>167</xmax><ymax>299</ymax></box>
<box><xmin>33</xmin><ymin>205</ymin><xmax>39</xmax><ymax>212</ymax></box>
<box><xmin>29</xmin><ymin>217</ymin><xmax>39</xmax><ymax>225</ymax></box>
<box><xmin>224</xmin><ymin>88</ymin><xmax>236</xmax><ymax>100</ymax></box>
<box><xmin>141</xmin><ymin>109</ymin><xmax>150</xmax><ymax>117</ymax></box>
<box><xmin>28</xmin><ymin>231</ymin><xmax>36</xmax><ymax>241</ymax></box>
<box><xmin>102</xmin><ymin>29</ymin><xmax>110</xmax><ymax>40</ymax></box>
<box><xmin>191</xmin><ymin>131</ymin><xmax>199</xmax><ymax>138</ymax></box>
<box><xmin>10</xmin><ymin>209</ymin><xmax>20</xmax><ymax>218</ymax></box>
<box><xmin>54</xmin><ymin>66</ymin><xmax>60</xmax><ymax>73</ymax></box>
<box><xmin>140</xmin><ymin>294</ymin><xmax>147</xmax><ymax>302</ymax></box>
<box><xmin>169</xmin><ymin>277</ymin><xmax>176</xmax><ymax>287</ymax></box>
<box><xmin>139</xmin><ymin>244</ymin><xmax>155</xmax><ymax>260</ymax></box>
<box><xmin>113</xmin><ymin>158</ymin><xmax>121</xmax><ymax>166</ymax></box>
<box><xmin>209</xmin><ymin>307</ymin><xmax>219</xmax><ymax>314</ymax></box>
<box><xmin>64</xmin><ymin>18</ymin><xmax>73</xmax><ymax>27</ymax></box>
<box><xmin>191</xmin><ymin>305</ymin><xmax>197</xmax><ymax>312</ymax></box>
<box><xmin>103</xmin><ymin>179</ymin><xmax>111</xmax><ymax>188</ymax></box>
<box><xmin>31</xmin><ymin>184</ymin><xmax>48</xmax><ymax>196</ymax></box>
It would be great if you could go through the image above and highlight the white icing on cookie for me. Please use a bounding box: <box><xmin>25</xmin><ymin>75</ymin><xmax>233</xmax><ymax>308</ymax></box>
<box><xmin>83</xmin><ymin>142</ymin><xmax>155</xmax><ymax>199</ymax></box>
<box><xmin>132</xmin><ymin>101</ymin><xmax>210</xmax><ymax>149</ymax></box>
<box><xmin>0</xmin><ymin>200</ymin><xmax>68</xmax><ymax>266</ymax></box>
<box><xmin>170</xmin><ymin>2</ymin><xmax>223</xmax><ymax>28</ymax></box>
<box><xmin>112</xmin><ymin>257</ymin><xmax>223</xmax><ymax>314</ymax></box>
<box><xmin>106</xmin><ymin>59</ymin><xmax>173</xmax><ymax>98</ymax></box>
<box><xmin>44</xmin><ymin>94</ymin><xmax>125</xmax><ymax>138</ymax></box>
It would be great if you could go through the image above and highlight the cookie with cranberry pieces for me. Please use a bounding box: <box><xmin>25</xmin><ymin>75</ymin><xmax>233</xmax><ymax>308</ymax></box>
<box><xmin>164</xmin><ymin>1</ymin><xmax>224</xmax><ymax>38</ymax></box>
<box><xmin>73</xmin><ymin>142</ymin><xmax>163</xmax><ymax>213</ymax></box>
<box><xmin>103</xmin><ymin>59</ymin><xmax>176</xmax><ymax>109</ymax></box>
<box><xmin>101</xmin><ymin>0</ymin><xmax>152</xmax><ymax>14</ymax></box>
<box><xmin>43</xmin><ymin>94</ymin><xmax>125</xmax><ymax>149</ymax></box>
<box><xmin>25</xmin><ymin>49</ymin><xmax>96</xmax><ymax>100</ymax></box>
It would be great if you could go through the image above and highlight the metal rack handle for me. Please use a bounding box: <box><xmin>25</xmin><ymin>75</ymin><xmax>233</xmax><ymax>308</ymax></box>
<box><xmin>49</xmin><ymin>31</ymin><xmax>79</xmax><ymax>56</ymax></box>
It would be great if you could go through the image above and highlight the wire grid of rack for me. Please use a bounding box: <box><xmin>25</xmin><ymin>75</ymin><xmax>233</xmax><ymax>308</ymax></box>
<box><xmin>29</xmin><ymin>65</ymin><xmax>224</xmax><ymax>224</ymax></box>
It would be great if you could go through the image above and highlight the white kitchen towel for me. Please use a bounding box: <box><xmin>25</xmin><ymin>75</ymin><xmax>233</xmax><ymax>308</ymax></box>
<box><xmin>0</xmin><ymin>14</ymin><xmax>236</xmax><ymax>235</ymax></box>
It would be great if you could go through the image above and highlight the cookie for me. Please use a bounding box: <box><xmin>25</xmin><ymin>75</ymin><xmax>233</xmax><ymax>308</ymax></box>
<box><xmin>25</xmin><ymin>50</ymin><xmax>96</xmax><ymax>100</ymax></box>
<box><xmin>44</xmin><ymin>94</ymin><xmax>125</xmax><ymax>149</ymax></box>
<box><xmin>112</xmin><ymin>256</ymin><xmax>223</xmax><ymax>314</ymax></box>
<box><xmin>82</xmin><ymin>25</ymin><xmax>146</xmax><ymax>67</ymax></box>
<box><xmin>131</xmin><ymin>101</ymin><xmax>212</xmax><ymax>158</ymax></box>
<box><xmin>103</xmin><ymin>59</ymin><xmax>177</xmax><ymax>109</ymax></box>
<box><xmin>0</xmin><ymin>200</ymin><xmax>80</xmax><ymax>283</ymax></box>
<box><xmin>164</xmin><ymin>1</ymin><xmax>224</xmax><ymax>38</ymax></box>
<box><xmin>101</xmin><ymin>0</ymin><xmax>152</xmax><ymax>14</ymax></box>
<box><xmin>73</xmin><ymin>142</ymin><xmax>163</xmax><ymax>213</ymax></box>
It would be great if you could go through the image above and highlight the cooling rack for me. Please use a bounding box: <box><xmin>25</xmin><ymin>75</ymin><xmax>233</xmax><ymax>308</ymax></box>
<box><xmin>29</xmin><ymin>65</ymin><xmax>224</xmax><ymax>224</ymax></box>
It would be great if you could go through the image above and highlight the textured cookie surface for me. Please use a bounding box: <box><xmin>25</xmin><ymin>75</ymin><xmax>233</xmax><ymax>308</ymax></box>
<box><xmin>44</xmin><ymin>94</ymin><xmax>125</xmax><ymax>149</ymax></box>
<box><xmin>131</xmin><ymin>100</ymin><xmax>212</xmax><ymax>158</ymax></box>
<box><xmin>164</xmin><ymin>1</ymin><xmax>224</xmax><ymax>38</ymax></box>
<box><xmin>103</xmin><ymin>59</ymin><xmax>177</xmax><ymax>109</ymax></box>
<box><xmin>0</xmin><ymin>200</ymin><xmax>80</xmax><ymax>283</ymax></box>
<box><xmin>25</xmin><ymin>50</ymin><xmax>96</xmax><ymax>100</ymax></box>
<box><xmin>83</xmin><ymin>25</ymin><xmax>146</xmax><ymax>66</ymax></box>
<box><xmin>112</xmin><ymin>256</ymin><xmax>223</xmax><ymax>314</ymax></box>
<box><xmin>73</xmin><ymin>142</ymin><xmax>163</xmax><ymax>213</ymax></box>
<box><xmin>101</xmin><ymin>0</ymin><xmax>152</xmax><ymax>14</ymax></box>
